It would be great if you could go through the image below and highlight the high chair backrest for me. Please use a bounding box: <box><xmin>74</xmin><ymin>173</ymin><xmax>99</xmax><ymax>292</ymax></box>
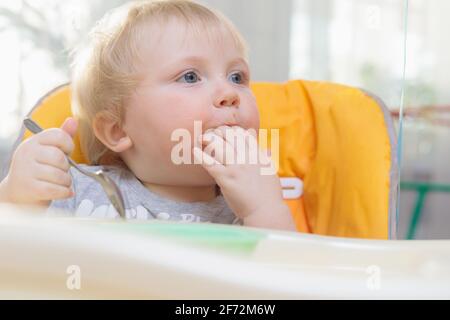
<box><xmin>4</xmin><ymin>80</ymin><xmax>397</xmax><ymax>240</ymax></box>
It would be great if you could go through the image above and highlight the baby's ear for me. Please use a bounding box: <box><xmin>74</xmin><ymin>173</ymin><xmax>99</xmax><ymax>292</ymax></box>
<box><xmin>93</xmin><ymin>112</ymin><xmax>132</xmax><ymax>153</ymax></box>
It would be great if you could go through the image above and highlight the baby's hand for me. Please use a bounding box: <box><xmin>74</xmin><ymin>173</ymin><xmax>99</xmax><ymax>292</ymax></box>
<box><xmin>193</xmin><ymin>126</ymin><xmax>295</xmax><ymax>231</ymax></box>
<box><xmin>0</xmin><ymin>117</ymin><xmax>77</xmax><ymax>207</ymax></box>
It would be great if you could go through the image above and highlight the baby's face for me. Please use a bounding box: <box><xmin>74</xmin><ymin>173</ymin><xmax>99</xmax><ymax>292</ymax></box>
<box><xmin>122</xmin><ymin>18</ymin><xmax>260</xmax><ymax>186</ymax></box>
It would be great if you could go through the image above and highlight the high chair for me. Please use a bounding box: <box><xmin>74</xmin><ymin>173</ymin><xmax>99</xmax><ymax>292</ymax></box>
<box><xmin>3</xmin><ymin>80</ymin><xmax>398</xmax><ymax>240</ymax></box>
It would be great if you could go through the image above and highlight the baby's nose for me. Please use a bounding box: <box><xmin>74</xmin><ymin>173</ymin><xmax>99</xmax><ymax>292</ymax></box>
<box><xmin>218</xmin><ymin>94</ymin><xmax>239</xmax><ymax>108</ymax></box>
<box><xmin>214</xmin><ymin>85</ymin><xmax>240</xmax><ymax>108</ymax></box>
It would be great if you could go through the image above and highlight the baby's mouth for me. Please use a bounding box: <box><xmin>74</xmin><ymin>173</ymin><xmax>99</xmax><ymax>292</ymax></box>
<box><xmin>209</xmin><ymin>122</ymin><xmax>244</xmax><ymax>131</ymax></box>
<box><xmin>203</xmin><ymin>124</ymin><xmax>243</xmax><ymax>137</ymax></box>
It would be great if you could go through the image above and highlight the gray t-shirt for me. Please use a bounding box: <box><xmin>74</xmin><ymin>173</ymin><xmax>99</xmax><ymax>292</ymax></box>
<box><xmin>48</xmin><ymin>165</ymin><xmax>240</xmax><ymax>224</ymax></box>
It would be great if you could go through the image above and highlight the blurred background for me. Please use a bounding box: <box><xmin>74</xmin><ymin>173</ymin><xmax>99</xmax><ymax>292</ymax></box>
<box><xmin>0</xmin><ymin>0</ymin><xmax>448</xmax><ymax>239</ymax></box>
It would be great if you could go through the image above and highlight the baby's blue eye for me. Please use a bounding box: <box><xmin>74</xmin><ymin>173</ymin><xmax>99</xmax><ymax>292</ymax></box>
<box><xmin>229</xmin><ymin>72</ymin><xmax>244</xmax><ymax>84</ymax></box>
<box><xmin>178</xmin><ymin>71</ymin><xmax>200</xmax><ymax>83</ymax></box>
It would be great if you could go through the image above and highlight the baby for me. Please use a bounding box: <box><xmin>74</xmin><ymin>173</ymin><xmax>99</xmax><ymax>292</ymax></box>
<box><xmin>0</xmin><ymin>0</ymin><xmax>295</xmax><ymax>230</ymax></box>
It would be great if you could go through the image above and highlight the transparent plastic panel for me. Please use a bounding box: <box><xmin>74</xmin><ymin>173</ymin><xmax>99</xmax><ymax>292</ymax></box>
<box><xmin>398</xmin><ymin>0</ymin><xmax>450</xmax><ymax>239</ymax></box>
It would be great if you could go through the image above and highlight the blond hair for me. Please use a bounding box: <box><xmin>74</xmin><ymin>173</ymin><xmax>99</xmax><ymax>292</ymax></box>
<box><xmin>71</xmin><ymin>0</ymin><xmax>248</xmax><ymax>165</ymax></box>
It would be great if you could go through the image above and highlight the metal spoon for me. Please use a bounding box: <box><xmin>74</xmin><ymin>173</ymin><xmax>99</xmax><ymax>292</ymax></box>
<box><xmin>23</xmin><ymin>118</ymin><xmax>126</xmax><ymax>219</ymax></box>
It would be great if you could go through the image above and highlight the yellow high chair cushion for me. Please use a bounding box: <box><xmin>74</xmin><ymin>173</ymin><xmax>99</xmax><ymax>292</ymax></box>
<box><xmin>22</xmin><ymin>84</ymin><xmax>85</xmax><ymax>166</ymax></box>
<box><xmin>252</xmin><ymin>81</ymin><xmax>396</xmax><ymax>239</ymax></box>
<box><xmin>19</xmin><ymin>80</ymin><xmax>396</xmax><ymax>240</ymax></box>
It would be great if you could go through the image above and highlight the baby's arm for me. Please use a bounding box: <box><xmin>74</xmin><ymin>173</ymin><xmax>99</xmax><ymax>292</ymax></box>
<box><xmin>0</xmin><ymin>118</ymin><xmax>77</xmax><ymax>207</ymax></box>
<box><xmin>194</xmin><ymin>126</ymin><xmax>296</xmax><ymax>231</ymax></box>
<box><xmin>239</xmin><ymin>202</ymin><xmax>295</xmax><ymax>230</ymax></box>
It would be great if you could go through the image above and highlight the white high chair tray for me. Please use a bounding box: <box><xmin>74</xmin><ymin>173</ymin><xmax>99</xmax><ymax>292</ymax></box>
<box><xmin>0</xmin><ymin>204</ymin><xmax>449</xmax><ymax>299</ymax></box>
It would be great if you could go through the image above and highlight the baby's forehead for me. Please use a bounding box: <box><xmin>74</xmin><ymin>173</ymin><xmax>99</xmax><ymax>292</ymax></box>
<box><xmin>139</xmin><ymin>16</ymin><xmax>247</xmax><ymax>59</ymax></box>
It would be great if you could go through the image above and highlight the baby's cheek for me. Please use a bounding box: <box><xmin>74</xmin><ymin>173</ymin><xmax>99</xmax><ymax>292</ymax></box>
<box><xmin>243</xmin><ymin>100</ymin><xmax>260</xmax><ymax>131</ymax></box>
<box><xmin>159</xmin><ymin>124</ymin><xmax>197</xmax><ymax>161</ymax></box>
<box><xmin>250</xmin><ymin>108</ymin><xmax>261</xmax><ymax>130</ymax></box>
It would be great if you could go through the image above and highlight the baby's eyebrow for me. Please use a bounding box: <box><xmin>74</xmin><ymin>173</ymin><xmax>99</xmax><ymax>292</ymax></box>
<box><xmin>167</xmin><ymin>56</ymin><xmax>249</xmax><ymax>69</ymax></box>
<box><xmin>173</xmin><ymin>56</ymin><xmax>205</xmax><ymax>66</ymax></box>
<box><xmin>227</xmin><ymin>57</ymin><xmax>249</xmax><ymax>70</ymax></box>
